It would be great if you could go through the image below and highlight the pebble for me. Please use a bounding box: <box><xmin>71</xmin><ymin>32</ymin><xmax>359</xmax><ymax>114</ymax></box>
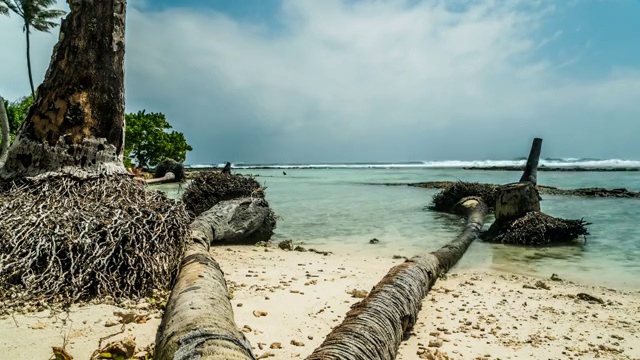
<box><xmin>428</xmin><ymin>339</ymin><xmax>443</xmax><ymax>348</ymax></box>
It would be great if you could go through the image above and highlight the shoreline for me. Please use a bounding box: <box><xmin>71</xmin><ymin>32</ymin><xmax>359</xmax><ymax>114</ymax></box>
<box><xmin>2</xmin><ymin>244</ymin><xmax>638</xmax><ymax>359</ymax></box>
<box><xmin>182</xmin><ymin>166</ymin><xmax>640</xmax><ymax>172</ymax></box>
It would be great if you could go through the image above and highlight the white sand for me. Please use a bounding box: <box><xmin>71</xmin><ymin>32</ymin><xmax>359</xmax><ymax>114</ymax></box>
<box><xmin>2</xmin><ymin>245</ymin><xmax>639</xmax><ymax>359</ymax></box>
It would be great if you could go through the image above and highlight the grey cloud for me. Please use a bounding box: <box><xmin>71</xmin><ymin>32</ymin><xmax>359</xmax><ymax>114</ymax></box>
<box><xmin>2</xmin><ymin>0</ymin><xmax>640</xmax><ymax>164</ymax></box>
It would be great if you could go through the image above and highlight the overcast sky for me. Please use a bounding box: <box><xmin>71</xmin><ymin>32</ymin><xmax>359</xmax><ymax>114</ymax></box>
<box><xmin>1</xmin><ymin>0</ymin><xmax>639</xmax><ymax>164</ymax></box>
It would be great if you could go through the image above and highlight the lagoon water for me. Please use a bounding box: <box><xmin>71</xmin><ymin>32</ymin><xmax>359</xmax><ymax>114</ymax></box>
<box><xmin>153</xmin><ymin>165</ymin><xmax>640</xmax><ymax>289</ymax></box>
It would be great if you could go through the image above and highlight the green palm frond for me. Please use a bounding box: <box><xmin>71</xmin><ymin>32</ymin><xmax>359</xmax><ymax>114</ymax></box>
<box><xmin>0</xmin><ymin>0</ymin><xmax>20</xmax><ymax>17</ymax></box>
<box><xmin>1</xmin><ymin>0</ymin><xmax>66</xmax><ymax>32</ymax></box>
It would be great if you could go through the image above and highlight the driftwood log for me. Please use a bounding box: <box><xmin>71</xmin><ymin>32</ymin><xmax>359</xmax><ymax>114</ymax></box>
<box><xmin>305</xmin><ymin>197</ymin><xmax>487</xmax><ymax>360</ymax></box>
<box><xmin>155</xmin><ymin>209</ymin><xmax>255</xmax><ymax>360</ymax></box>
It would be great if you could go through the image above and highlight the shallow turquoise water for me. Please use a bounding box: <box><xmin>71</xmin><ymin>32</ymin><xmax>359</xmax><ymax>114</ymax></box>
<box><xmin>153</xmin><ymin>168</ymin><xmax>640</xmax><ymax>288</ymax></box>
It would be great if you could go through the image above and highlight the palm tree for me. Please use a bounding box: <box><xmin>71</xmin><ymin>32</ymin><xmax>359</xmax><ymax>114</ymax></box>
<box><xmin>0</xmin><ymin>0</ymin><xmax>66</xmax><ymax>98</ymax></box>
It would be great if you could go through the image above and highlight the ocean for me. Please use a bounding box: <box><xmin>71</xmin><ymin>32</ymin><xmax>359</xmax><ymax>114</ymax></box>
<box><xmin>151</xmin><ymin>159</ymin><xmax>640</xmax><ymax>289</ymax></box>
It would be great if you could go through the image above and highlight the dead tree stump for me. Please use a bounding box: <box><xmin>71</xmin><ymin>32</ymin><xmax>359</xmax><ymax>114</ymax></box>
<box><xmin>484</xmin><ymin>138</ymin><xmax>590</xmax><ymax>246</ymax></box>
<box><xmin>494</xmin><ymin>182</ymin><xmax>540</xmax><ymax>220</ymax></box>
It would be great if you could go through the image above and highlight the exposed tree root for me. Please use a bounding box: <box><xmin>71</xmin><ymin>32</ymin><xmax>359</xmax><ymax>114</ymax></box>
<box><xmin>0</xmin><ymin>175</ymin><xmax>189</xmax><ymax>314</ymax></box>
<box><xmin>155</xmin><ymin>159</ymin><xmax>185</xmax><ymax>182</ymax></box>
<box><xmin>483</xmin><ymin>211</ymin><xmax>591</xmax><ymax>246</ymax></box>
<box><xmin>182</xmin><ymin>172</ymin><xmax>264</xmax><ymax>218</ymax></box>
<box><xmin>430</xmin><ymin>181</ymin><xmax>497</xmax><ymax>213</ymax></box>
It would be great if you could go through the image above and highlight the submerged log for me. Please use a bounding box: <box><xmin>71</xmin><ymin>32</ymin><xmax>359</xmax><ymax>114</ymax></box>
<box><xmin>155</xmin><ymin>210</ymin><xmax>255</xmax><ymax>360</ymax></box>
<box><xmin>306</xmin><ymin>197</ymin><xmax>487</xmax><ymax>360</ymax></box>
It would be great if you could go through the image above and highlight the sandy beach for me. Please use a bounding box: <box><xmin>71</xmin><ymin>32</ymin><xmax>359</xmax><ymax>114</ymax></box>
<box><xmin>2</xmin><ymin>244</ymin><xmax>639</xmax><ymax>359</ymax></box>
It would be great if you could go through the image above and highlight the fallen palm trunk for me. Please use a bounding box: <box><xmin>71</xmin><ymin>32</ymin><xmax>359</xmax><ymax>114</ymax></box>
<box><xmin>155</xmin><ymin>209</ymin><xmax>256</xmax><ymax>360</ymax></box>
<box><xmin>305</xmin><ymin>197</ymin><xmax>487</xmax><ymax>360</ymax></box>
<box><xmin>203</xmin><ymin>197</ymin><xmax>276</xmax><ymax>243</ymax></box>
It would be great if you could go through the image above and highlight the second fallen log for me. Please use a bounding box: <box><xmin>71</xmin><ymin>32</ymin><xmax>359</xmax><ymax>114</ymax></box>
<box><xmin>305</xmin><ymin>197</ymin><xmax>487</xmax><ymax>360</ymax></box>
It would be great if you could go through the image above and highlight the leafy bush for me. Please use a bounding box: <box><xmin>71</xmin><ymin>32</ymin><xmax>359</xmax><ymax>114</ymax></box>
<box><xmin>124</xmin><ymin>110</ymin><xmax>193</xmax><ymax>168</ymax></box>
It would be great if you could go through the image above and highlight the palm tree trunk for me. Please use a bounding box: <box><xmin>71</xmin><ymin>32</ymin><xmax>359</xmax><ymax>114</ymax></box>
<box><xmin>305</xmin><ymin>197</ymin><xmax>487</xmax><ymax>360</ymax></box>
<box><xmin>155</xmin><ymin>208</ymin><xmax>256</xmax><ymax>360</ymax></box>
<box><xmin>0</xmin><ymin>96</ymin><xmax>10</xmax><ymax>166</ymax></box>
<box><xmin>25</xmin><ymin>25</ymin><xmax>36</xmax><ymax>99</ymax></box>
<box><xmin>1</xmin><ymin>0</ymin><xmax>128</xmax><ymax>180</ymax></box>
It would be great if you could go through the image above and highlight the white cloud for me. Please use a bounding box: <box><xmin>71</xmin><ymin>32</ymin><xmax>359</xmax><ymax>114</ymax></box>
<box><xmin>2</xmin><ymin>0</ymin><xmax>640</xmax><ymax>163</ymax></box>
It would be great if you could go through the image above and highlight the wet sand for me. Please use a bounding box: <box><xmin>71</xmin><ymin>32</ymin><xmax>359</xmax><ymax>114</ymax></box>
<box><xmin>2</xmin><ymin>244</ymin><xmax>639</xmax><ymax>359</ymax></box>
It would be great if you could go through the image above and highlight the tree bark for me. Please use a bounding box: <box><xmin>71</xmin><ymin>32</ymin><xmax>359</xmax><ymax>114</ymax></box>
<box><xmin>155</xmin><ymin>209</ymin><xmax>256</xmax><ymax>360</ymax></box>
<box><xmin>0</xmin><ymin>96</ymin><xmax>9</xmax><ymax>167</ymax></box>
<box><xmin>0</xmin><ymin>0</ymin><xmax>128</xmax><ymax>180</ymax></box>
<box><xmin>25</xmin><ymin>25</ymin><xmax>35</xmax><ymax>99</ymax></box>
<box><xmin>305</xmin><ymin>197</ymin><xmax>487</xmax><ymax>360</ymax></box>
<box><xmin>494</xmin><ymin>182</ymin><xmax>540</xmax><ymax>220</ymax></box>
<box><xmin>519</xmin><ymin>137</ymin><xmax>542</xmax><ymax>185</ymax></box>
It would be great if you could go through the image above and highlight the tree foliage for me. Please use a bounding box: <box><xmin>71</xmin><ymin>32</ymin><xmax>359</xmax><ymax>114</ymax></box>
<box><xmin>124</xmin><ymin>110</ymin><xmax>193</xmax><ymax>168</ymax></box>
<box><xmin>2</xmin><ymin>95</ymin><xmax>33</xmax><ymax>141</ymax></box>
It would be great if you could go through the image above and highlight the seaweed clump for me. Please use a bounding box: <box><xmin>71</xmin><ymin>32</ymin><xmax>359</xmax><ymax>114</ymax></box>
<box><xmin>155</xmin><ymin>158</ymin><xmax>185</xmax><ymax>182</ymax></box>
<box><xmin>431</xmin><ymin>181</ymin><xmax>497</xmax><ymax>213</ymax></box>
<box><xmin>182</xmin><ymin>171</ymin><xmax>264</xmax><ymax>218</ymax></box>
<box><xmin>0</xmin><ymin>175</ymin><xmax>190</xmax><ymax>314</ymax></box>
<box><xmin>483</xmin><ymin>212</ymin><xmax>591</xmax><ymax>246</ymax></box>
